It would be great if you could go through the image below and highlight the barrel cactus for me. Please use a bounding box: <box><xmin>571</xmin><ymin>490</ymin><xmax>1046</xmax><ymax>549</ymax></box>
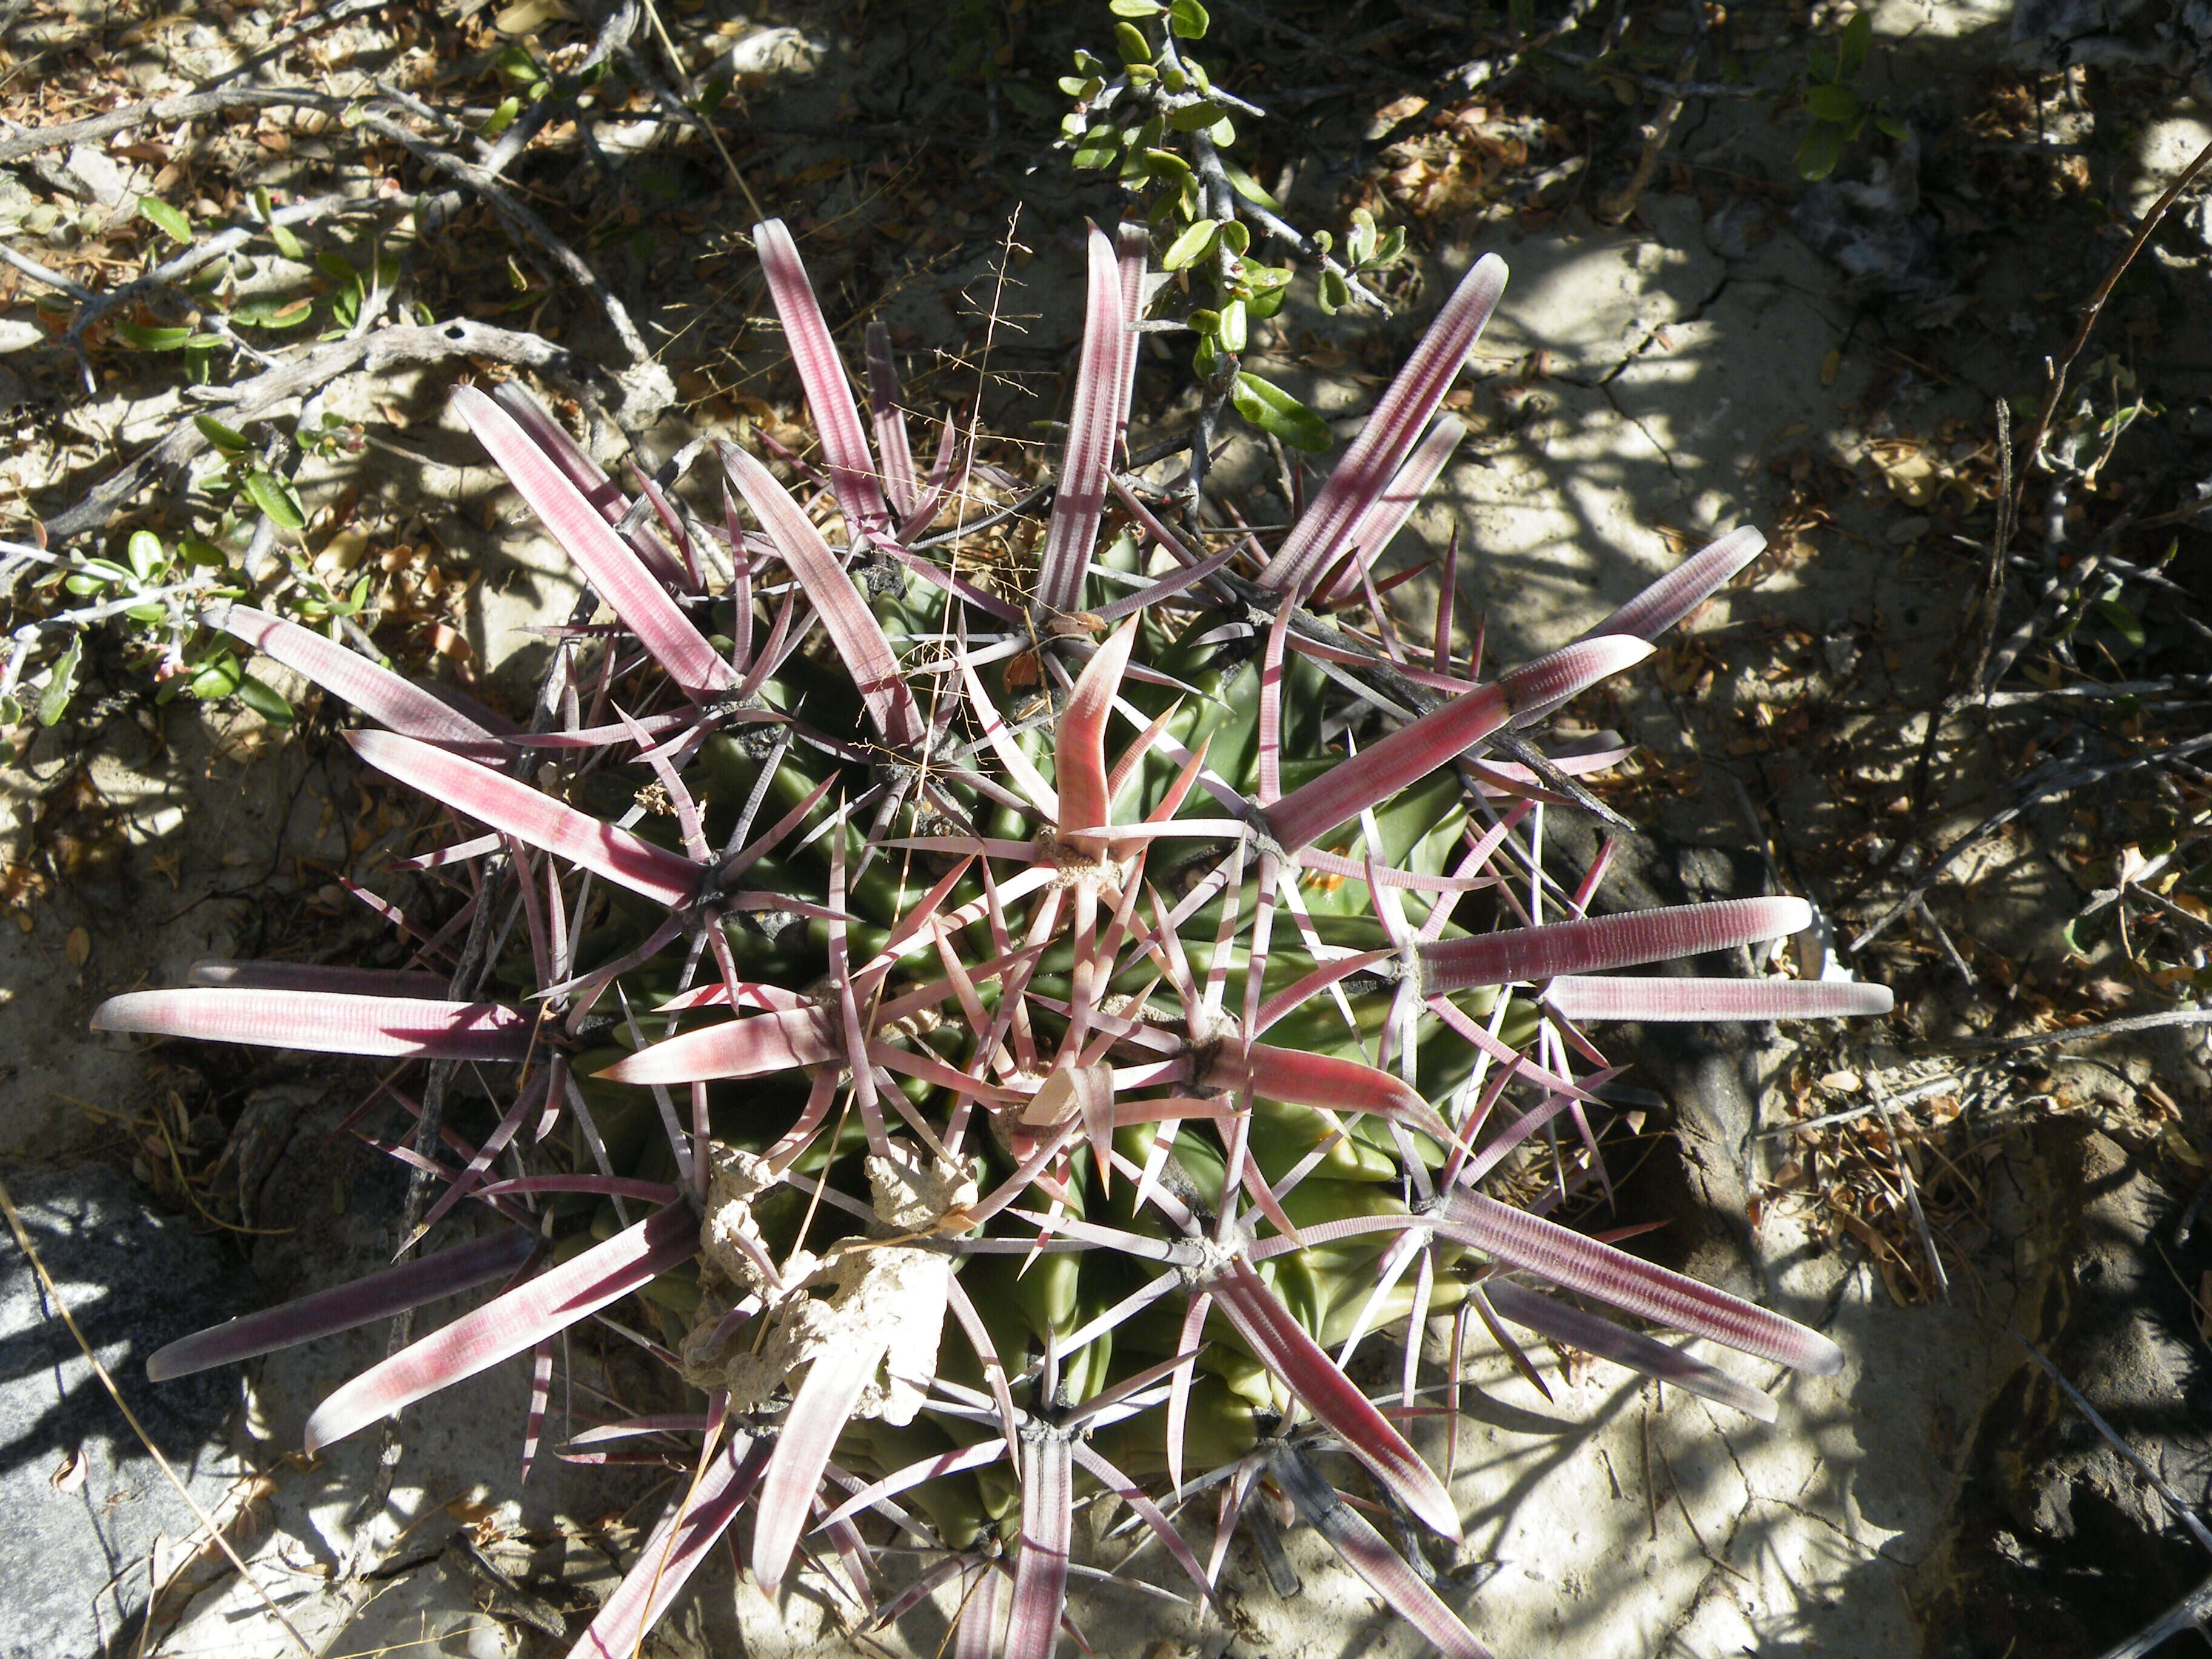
<box><xmin>98</xmin><ymin>219</ymin><xmax>1889</xmax><ymax>1658</ymax></box>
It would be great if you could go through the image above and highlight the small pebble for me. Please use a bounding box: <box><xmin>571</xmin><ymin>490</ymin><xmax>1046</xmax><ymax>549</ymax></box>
<box><xmin>1820</xmin><ymin>1070</ymin><xmax>1862</xmax><ymax>1091</ymax></box>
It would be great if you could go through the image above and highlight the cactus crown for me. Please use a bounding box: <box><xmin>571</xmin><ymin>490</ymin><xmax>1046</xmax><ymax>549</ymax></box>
<box><xmin>105</xmin><ymin>220</ymin><xmax>1885</xmax><ymax>1658</ymax></box>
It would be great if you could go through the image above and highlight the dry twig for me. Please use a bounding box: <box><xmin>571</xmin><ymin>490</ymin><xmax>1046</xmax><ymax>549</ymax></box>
<box><xmin>42</xmin><ymin>319</ymin><xmax>606</xmax><ymax>540</ymax></box>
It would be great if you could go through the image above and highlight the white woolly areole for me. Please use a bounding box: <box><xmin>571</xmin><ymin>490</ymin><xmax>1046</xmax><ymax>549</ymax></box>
<box><xmin>699</xmin><ymin>1144</ymin><xmax>811</xmax><ymax>1294</ymax></box>
<box><xmin>684</xmin><ymin>1139</ymin><xmax>978</xmax><ymax>1427</ymax></box>
<box><xmin>866</xmin><ymin>1138</ymin><xmax>978</xmax><ymax>1233</ymax></box>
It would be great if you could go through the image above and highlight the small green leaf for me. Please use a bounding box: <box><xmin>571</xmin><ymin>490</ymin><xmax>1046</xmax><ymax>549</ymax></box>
<box><xmin>137</xmin><ymin>196</ymin><xmax>192</xmax><ymax>246</ymax></box>
<box><xmin>1803</xmin><ymin>83</ymin><xmax>1860</xmax><ymax>124</ymax></box>
<box><xmin>1168</xmin><ymin>0</ymin><xmax>1209</xmax><ymax>37</ymax></box>
<box><xmin>482</xmin><ymin>95</ymin><xmax>522</xmax><ymax>137</ymax></box>
<box><xmin>495</xmin><ymin>44</ymin><xmax>543</xmax><ymax>80</ymax></box>
<box><xmin>114</xmin><ymin>320</ymin><xmax>192</xmax><ymax>350</ymax></box>
<box><xmin>1138</xmin><ymin>147</ymin><xmax>1193</xmax><ymax>182</ymax></box>
<box><xmin>1161</xmin><ymin>217</ymin><xmax>1220</xmax><ymax>270</ymax></box>
<box><xmin>1375</xmin><ymin>227</ymin><xmax>1406</xmax><ymax>266</ymax></box>
<box><xmin>1208</xmin><ymin>115</ymin><xmax>1235</xmax><ymax>146</ymax></box>
<box><xmin>236</xmin><ymin>674</ymin><xmax>293</xmax><ymax>725</ymax></box>
<box><xmin>1319</xmin><ymin>269</ymin><xmax>1350</xmax><ymax>315</ymax></box>
<box><xmin>231</xmin><ymin>293</ymin><xmax>314</xmax><ymax>328</ymax></box>
<box><xmin>189</xmin><ymin>651</ymin><xmax>241</xmax><ymax>700</ymax></box>
<box><xmin>1347</xmin><ymin>207</ymin><xmax>1377</xmax><ymax>265</ymax></box>
<box><xmin>63</xmin><ymin>571</ymin><xmax>103</xmax><ymax>597</ymax></box>
<box><xmin>1218</xmin><ymin>297</ymin><xmax>1247</xmax><ymax>353</ymax></box>
<box><xmin>1221</xmin><ymin>158</ymin><xmax>1279</xmax><ymax>211</ymax></box>
<box><xmin>1073</xmin><ymin>48</ymin><xmax>1105</xmax><ymax>73</ymax></box>
<box><xmin>2094</xmin><ymin>597</ymin><xmax>2146</xmax><ymax>649</ymax></box>
<box><xmin>179</xmin><ymin>537</ymin><xmax>228</xmax><ymax>569</ymax></box>
<box><xmin>1109</xmin><ymin>0</ymin><xmax>1162</xmax><ymax>13</ymax></box>
<box><xmin>1837</xmin><ymin>10</ymin><xmax>1874</xmax><ymax>79</ymax></box>
<box><xmin>270</xmin><ymin>221</ymin><xmax>306</xmax><ymax>261</ymax></box>
<box><xmin>243</xmin><ymin>469</ymin><xmax>307</xmax><ymax>531</ymax></box>
<box><xmin>1114</xmin><ymin>20</ymin><xmax>1152</xmax><ymax>61</ymax></box>
<box><xmin>1218</xmin><ymin>219</ymin><xmax>1250</xmax><ymax>255</ymax></box>
<box><xmin>1232</xmin><ymin>372</ymin><xmax>1333</xmax><ymax>452</ymax></box>
<box><xmin>37</xmin><ymin>637</ymin><xmax>79</xmax><ymax>727</ymax></box>
<box><xmin>1796</xmin><ymin>124</ymin><xmax>1846</xmax><ymax>181</ymax></box>
<box><xmin>1073</xmin><ymin>144</ymin><xmax>1118</xmax><ymax>170</ymax></box>
<box><xmin>194</xmin><ymin>414</ymin><xmax>252</xmax><ymax>454</ymax></box>
<box><xmin>1166</xmin><ymin>97</ymin><xmax>1226</xmax><ymax>131</ymax></box>
<box><xmin>1875</xmin><ymin>113</ymin><xmax>1909</xmax><ymax>139</ymax></box>
<box><xmin>127</xmin><ymin>529</ymin><xmax>166</xmax><ymax>582</ymax></box>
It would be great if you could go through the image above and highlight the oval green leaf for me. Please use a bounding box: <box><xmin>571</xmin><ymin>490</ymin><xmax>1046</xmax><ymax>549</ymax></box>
<box><xmin>1167</xmin><ymin>98</ymin><xmax>1225</xmax><ymax>132</ymax></box>
<box><xmin>243</xmin><ymin>470</ymin><xmax>307</xmax><ymax>531</ymax></box>
<box><xmin>236</xmin><ymin>674</ymin><xmax>295</xmax><ymax>725</ymax></box>
<box><xmin>137</xmin><ymin>196</ymin><xmax>192</xmax><ymax>246</ymax></box>
<box><xmin>37</xmin><ymin>638</ymin><xmax>79</xmax><ymax>727</ymax></box>
<box><xmin>1803</xmin><ymin>83</ymin><xmax>1860</xmax><ymax>124</ymax></box>
<box><xmin>1796</xmin><ymin>124</ymin><xmax>1846</xmax><ymax>181</ymax></box>
<box><xmin>189</xmin><ymin>652</ymin><xmax>243</xmax><ymax>699</ymax></box>
<box><xmin>1218</xmin><ymin>297</ymin><xmax>1248</xmax><ymax>353</ymax></box>
<box><xmin>114</xmin><ymin>320</ymin><xmax>192</xmax><ymax>351</ymax></box>
<box><xmin>127</xmin><ymin>530</ymin><xmax>165</xmax><ymax>581</ymax></box>
<box><xmin>1232</xmin><ymin>372</ymin><xmax>1333</xmax><ymax>452</ymax></box>
<box><xmin>1161</xmin><ymin>217</ymin><xmax>1220</xmax><ymax>271</ymax></box>
<box><xmin>193</xmin><ymin>414</ymin><xmax>252</xmax><ymax>454</ymax></box>
<box><xmin>1220</xmin><ymin>158</ymin><xmax>1279</xmax><ymax>212</ymax></box>
<box><xmin>1837</xmin><ymin>10</ymin><xmax>1874</xmax><ymax>79</ymax></box>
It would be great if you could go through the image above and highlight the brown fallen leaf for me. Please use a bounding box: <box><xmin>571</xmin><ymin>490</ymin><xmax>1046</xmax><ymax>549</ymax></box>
<box><xmin>50</xmin><ymin>1447</ymin><xmax>86</xmax><ymax>1492</ymax></box>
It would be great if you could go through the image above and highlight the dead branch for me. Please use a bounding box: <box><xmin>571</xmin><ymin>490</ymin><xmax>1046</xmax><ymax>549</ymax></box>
<box><xmin>40</xmin><ymin>319</ymin><xmax>605</xmax><ymax>541</ymax></box>
<box><xmin>1850</xmin><ymin>729</ymin><xmax>2212</xmax><ymax>952</ymax></box>
<box><xmin>62</xmin><ymin>191</ymin><xmax>395</xmax><ymax>352</ymax></box>
<box><xmin>2096</xmin><ymin>1574</ymin><xmax>2212</xmax><ymax>1659</ymax></box>
<box><xmin>2017</xmin><ymin>135</ymin><xmax>2212</xmax><ymax>480</ymax></box>
<box><xmin>0</xmin><ymin>83</ymin><xmax>361</xmax><ymax>164</ymax></box>
<box><xmin>1937</xmin><ymin>1005</ymin><xmax>2212</xmax><ymax>1055</ymax></box>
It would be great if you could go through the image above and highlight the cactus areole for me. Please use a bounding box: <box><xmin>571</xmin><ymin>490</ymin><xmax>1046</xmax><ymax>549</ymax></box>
<box><xmin>102</xmin><ymin>222</ymin><xmax>1888</xmax><ymax>1658</ymax></box>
